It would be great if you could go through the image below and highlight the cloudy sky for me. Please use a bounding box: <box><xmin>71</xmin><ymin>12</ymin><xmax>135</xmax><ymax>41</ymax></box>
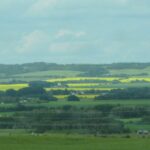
<box><xmin>0</xmin><ymin>0</ymin><xmax>150</xmax><ymax>64</ymax></box>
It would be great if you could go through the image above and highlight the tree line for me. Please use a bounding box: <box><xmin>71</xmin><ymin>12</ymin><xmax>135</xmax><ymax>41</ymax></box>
<box><xmin>95</xmin><ymin>87</ymin><xmax>150</xmax><ymax>100</ymax></box>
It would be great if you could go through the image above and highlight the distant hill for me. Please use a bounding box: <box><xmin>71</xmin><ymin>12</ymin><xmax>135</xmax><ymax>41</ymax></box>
<box><xmin>1</xmin><ymin>62</ymin><xmax>150</xmax><ymax>74</ymax></box>
<box><xmin>0</xmin><ymin>62</ymin><xmax>150</xmax><ymax>83</ymax></box>
<box><xmin>0</xmin><ymin>62</ymin><xmax>108</xmax><ymax>76</ymax></box>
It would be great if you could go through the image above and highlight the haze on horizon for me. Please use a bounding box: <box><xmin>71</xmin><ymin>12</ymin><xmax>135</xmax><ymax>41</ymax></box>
<box><xmin>0</xmin><ymin>0</ymin><xmax>150</xmax><ymax>64</ymax></box>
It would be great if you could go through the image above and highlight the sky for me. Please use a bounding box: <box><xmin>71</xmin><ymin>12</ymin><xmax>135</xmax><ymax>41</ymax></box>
<box><xmin>0</xmin><ymin>0</ymin><xmax>150</xmax><ymax>64</ymax></box>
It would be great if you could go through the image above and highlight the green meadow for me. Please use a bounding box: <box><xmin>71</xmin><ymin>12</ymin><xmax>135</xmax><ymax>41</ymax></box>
<box><xmin>0</xmin><ymin>134</ymin><xmax>149</xmax><ymax>150</ymax></box>
<box><xmin>14</xmin><ymin>70</ymin><xmax>82</xmax><ymax>78</ymax></box>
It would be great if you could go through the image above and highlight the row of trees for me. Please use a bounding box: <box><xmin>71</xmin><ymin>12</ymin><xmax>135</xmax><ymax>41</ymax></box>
<box><xmin>0</xmin><ymin>106</ymin><xmax>129</xmax><ymax>134</ymax></box>
<box><xmin>0</xmin><ymin>86</ymin><xmax>80</xmax><ymax>103</ymax></box>
<box><xmin>95</xmin><ymin>87</ymin><xmax>150</xmax><ymax>100</ymax></box>
<box><xmin>0</xmin><ymin>103</ymin><xmax>149</xmax><ymax>134</ymax></box>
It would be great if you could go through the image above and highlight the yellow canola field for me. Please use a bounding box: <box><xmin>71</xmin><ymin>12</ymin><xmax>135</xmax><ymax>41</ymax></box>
<box><xmin>55</xmin><ymin>95</ymin><xmax>99</xmax><ymax>99</ymax></box>
<box><xmin>67</xmin><ymin>83</ymin><xmax>100</xmax><ymax>87</ymax></box>
<box><xmin>47</xmin><ymin>77</ymin><xmax>150</xmax><ymax>83</ymax></box>
<box><xmin>0</xmin><ymin>84</ymin><xmax>28</xmax><ymax>91</ymax></box>
<box><xmin>0</xmin><ymin>77</ymin><xmax>150</xmax><ymax>92</ymax></box>
<box><xmin>46</xmin><ymin>77</ymin><xmax>120</xmax><ymax>82</ymax></box>
<box><xmin>120</xmin><ymin>77</ymin><xmax>150</xmax><ymax>83</ymax></box>
<box><xmin>46</xmin><ymin>87</ymin><xmax>114</xmax><ymax>91</ymax></box>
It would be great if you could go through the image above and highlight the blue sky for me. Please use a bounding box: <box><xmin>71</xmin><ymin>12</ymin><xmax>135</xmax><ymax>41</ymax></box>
<box><xmin>0</xmin><ymin>0</ymin><xmax>150</xmax><ymax>64</ymax></box>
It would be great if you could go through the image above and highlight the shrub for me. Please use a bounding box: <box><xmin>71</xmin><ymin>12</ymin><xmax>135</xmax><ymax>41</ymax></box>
<box><xmin>67</xmin><ymin>95</ymin><xmax>80</xmax><ymax>101</ymax></box>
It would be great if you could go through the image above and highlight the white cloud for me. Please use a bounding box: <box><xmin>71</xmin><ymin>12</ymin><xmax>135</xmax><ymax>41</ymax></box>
<box><xmin>0</xmin><ymin>0</ymin><xmax>34</xmax><ymax>12</ymax></box>
<box><xmin>27</xmin><ymin>0</ymin><xmax>58</xmax><ymax>16</ymax></box>
<box><xmin>49</xmin><ymin>42</ymin><xmax>72</xmax><ymax>52</ymax></box>
<box><xmin>113</xmin><ymin>0</ymin><xmax>129</xmax><ymax>5</ymax></box>
<box><xmin>16</xmin><ymin>30</ymin><xmax>49</xmax><ymax>54</ymax></box>
<box><xmin>15</xmin><ymin>29</ymin><xmax>87</xmax><ymax>55</ymax></box>
<box><xmin>55</xmin><ymin>29</ymin><xmax>86</xmax><ymax>39</ymax></box>
<box><xmin>0</xmin><ymin>0</ymin><xmax>18</xmax><ymax>10</ymax></box>
<box><xmin>49</xmin><ymin>42</ymin><xmax>88</xmax><ymax>53</ymax></box>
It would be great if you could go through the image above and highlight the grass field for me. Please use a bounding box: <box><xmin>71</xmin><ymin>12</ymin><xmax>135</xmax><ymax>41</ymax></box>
<box><xmin>1</xmin><ymin>99</ymin><xmax>149</xmax><ymax>109</ymax></box>
<box><xmin>15</xmin><ymin>70</ymin><xmax>82</xmax><ymax>77</ymax></box>
<box><xmin>110</xmin><ymin>67</ymin><xmax>150</xmax><ymax>76</ymax></box>
<box><xmin>0</xmin><ymin>134</ymin><xmax>149</xmax><ymax>150</ymax></box>
<box><xmin>48</xmin><ymin>99</ymin><xmax>150</xmax><ymax>106</ymax></box>
<box><xmin>21</xmin><ymin>99</ymin><xmax>150</xmax><ymax>108</ymax></box>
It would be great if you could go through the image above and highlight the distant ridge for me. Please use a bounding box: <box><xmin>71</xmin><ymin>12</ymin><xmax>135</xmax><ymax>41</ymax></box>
<box><xmin>0</xmin><ymin>62</ymin><xmax>150</xmax><ymax>75</ymax></box>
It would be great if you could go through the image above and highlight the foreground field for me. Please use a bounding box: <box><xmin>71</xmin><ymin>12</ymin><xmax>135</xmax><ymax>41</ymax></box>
<box><xmin>0</xmin><ymin>134</ymin><xmax>149</xmax><ymax>150</ymax></box>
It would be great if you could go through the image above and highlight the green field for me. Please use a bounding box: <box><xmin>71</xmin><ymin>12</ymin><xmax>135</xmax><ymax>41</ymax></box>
<box><xmin>0</xmin><ymin>75</ymin><xmax>149</xmax><ymax>136</ymax></box>
<box><xmin>14</xmin><ymin>70</ymin><xmax>82</xmax><ymax>78</ymax></box>
<box><xmin>110</xmin><ymin>66</ymin><xmax>150</xmax><ymax>76</ymax></box>
<box><xmin>0</xmin><ymin>99</ymin><xmax>148</xmax><ymax>109</ymax></box>
<box><xmin>55</xmin><ymin>94</ymin><xmax>99</xmax><ymax>99</ymax></box>
<box><xmin>22</xmin><ymin>99</ymin><xmax>150</xmax><ymax>107</ymax></box>
<box><xmin>0</xmin><ymin>134</ymin><xmax>149</xmax><ymax>150</ymax></box>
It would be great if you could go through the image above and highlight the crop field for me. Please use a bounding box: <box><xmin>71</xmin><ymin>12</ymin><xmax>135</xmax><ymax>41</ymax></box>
<box><xmin>67</xmin><ymin>83</ymin><xmax>100</xmax><ymax>87</ymax></box>
<box><xmin>0</xmin><ymin>134</ymin><xmax>149</xmax><ymax>150</ymax></box>
<box><xmin>0</xmin><ymin>84</ymin><xmax>114</xmax><ymax>92</ymax></box>
<box><xmin>46</xmin><ymin>77</ymin><xmax>121</xmax><ymax>82</ymax></box>
<box><xmin>46</xmin><ymin>77</ymin><xmax>150</xmax><ymax>83</ymax></box>
<box><xmin>9</xmin><ymin>72</ymin><xmax>150</xmax><ymax>83</ymax></box>
<box><xmin>0</xmin><ymin>84</ymin><xmax>28</xmax><ymax>91</ymax></box>
<box><xmin>55</xmin><ymin>94</ymin><xmax>99</xmax><ymax>99</ymax></box>
<box><xmin>1</xmin><ymin>77</ymin><xmax>150</xmax><ymax>92</ymax></box>
<box><xmin>121</xmin><ymin>77</ymin><xmax>150</xmax><ymax>82</ymax></box>
<box><xmin>46</xmin><ymin>87</ymin><xmax>115</xmax><ymax>91</ymax></box>
<box><xmin>0</xmin><ymin>82</ymin><xmax>150</xmax><ymax>92</ymax></box>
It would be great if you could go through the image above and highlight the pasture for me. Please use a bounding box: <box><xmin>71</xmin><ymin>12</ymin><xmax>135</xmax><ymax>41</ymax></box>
<box><xmin>55</xmin><ymin>94</ymin><xmax>99</xmax><ymax>99</ymax></box>
<box><xmin>23</xmin><ymin>99</ymin><xmax>150</xmax><ymax>107</ymax></box>
<box><xmin>14</xmin><ymin>70</ymin><xmax>82</xmax><ymax>78</ymax></box>
<box><xmin>0</xmin><ymin>134</ymin><xmax>149</xmax><ymax>150</ymax></box>
<box><xmin>110</xmin><ymin>66</ymin><xmax>150</xmax><ymax>76</ymax></box>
